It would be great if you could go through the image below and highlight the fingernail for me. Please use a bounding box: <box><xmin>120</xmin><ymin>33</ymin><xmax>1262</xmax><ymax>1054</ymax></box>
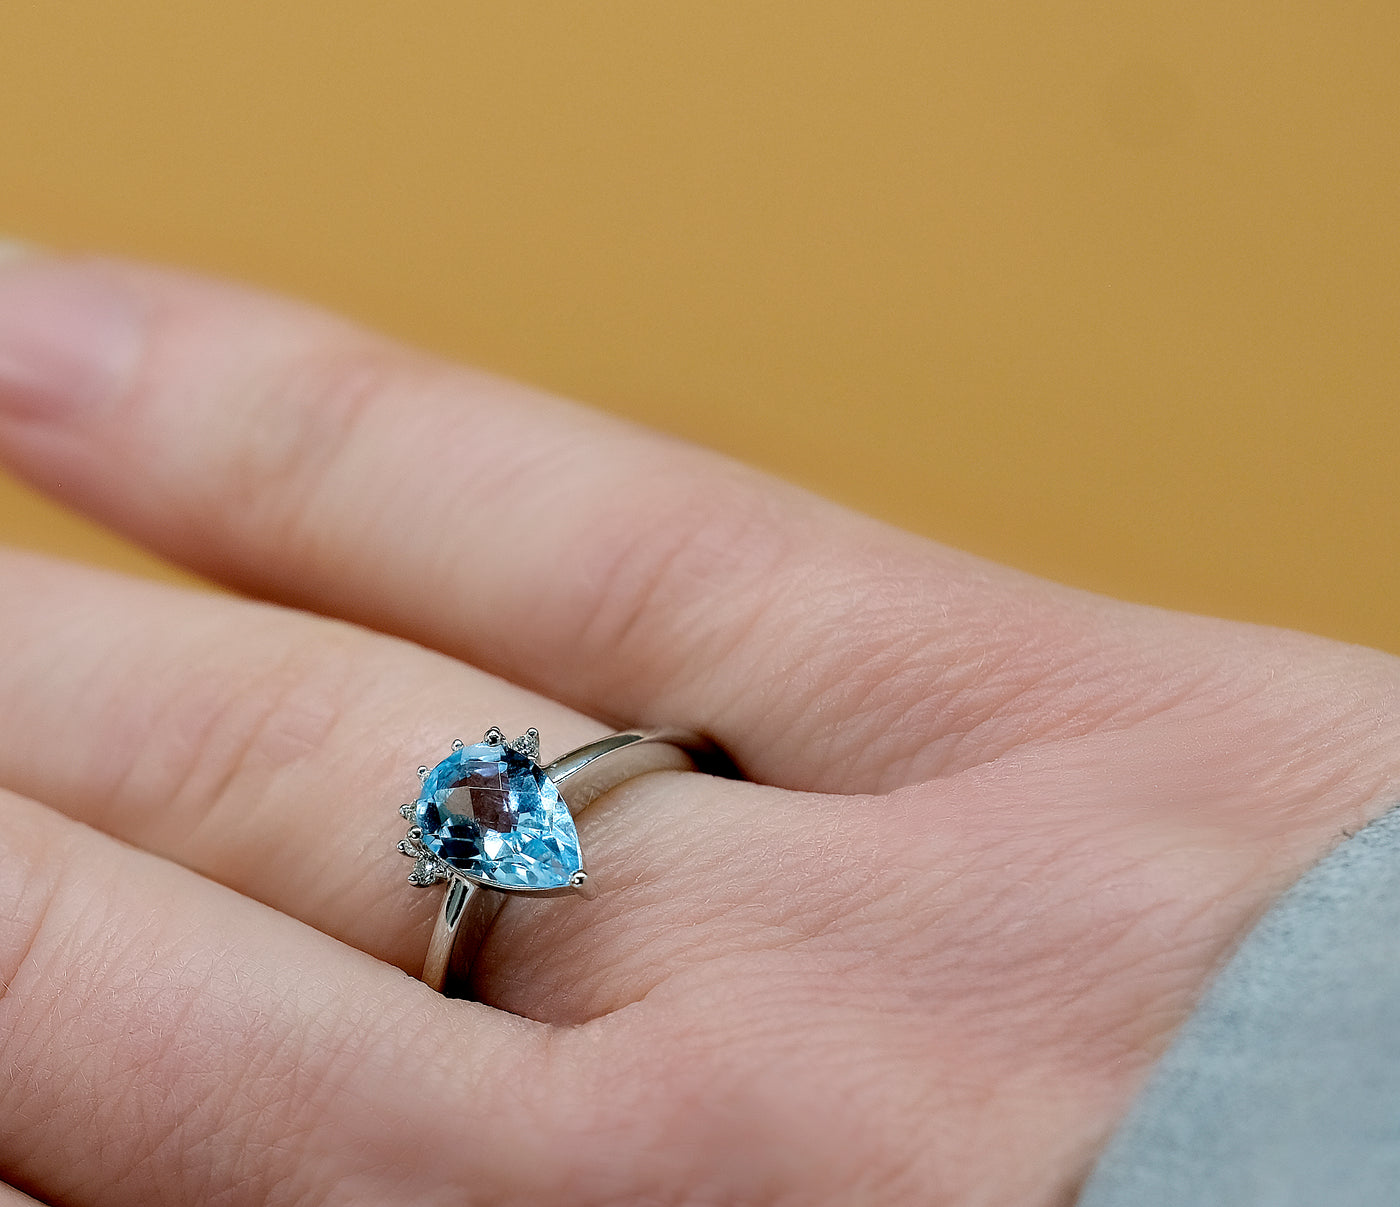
<box><xmin>0</xmin><ymin>253</ymin><xmax>145</xmax><ymax>421</ymax></box>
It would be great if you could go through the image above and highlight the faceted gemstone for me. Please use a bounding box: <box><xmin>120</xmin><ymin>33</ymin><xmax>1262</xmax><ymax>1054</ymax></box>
<box><xmin>415</xmin><ymin>741</ymin><xmax>581</xmax><ymax>890</ymax></box>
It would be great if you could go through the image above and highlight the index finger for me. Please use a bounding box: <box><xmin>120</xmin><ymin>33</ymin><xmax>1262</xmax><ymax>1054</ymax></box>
<box><xmin>0</xmin><ymin>256</ymin><xmax>1148</xmax><ymax>794</ymax></box>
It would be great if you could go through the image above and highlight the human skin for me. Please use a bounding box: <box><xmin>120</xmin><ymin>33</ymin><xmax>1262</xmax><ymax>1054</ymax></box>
<box><xmin>0</xmin><ymin>256</ymin><xmax>1395</xmax><ymax>1207</ymax></box>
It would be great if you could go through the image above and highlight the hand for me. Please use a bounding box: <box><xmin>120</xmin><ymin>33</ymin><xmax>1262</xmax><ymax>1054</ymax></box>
<box><xmin>0</xmin><ymin>256</ymin><xmax>1396</xmax><ymax>1206</ymax></box>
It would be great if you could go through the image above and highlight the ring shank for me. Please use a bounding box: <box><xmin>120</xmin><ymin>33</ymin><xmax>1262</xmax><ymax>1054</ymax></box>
<box><xmin>420</xmin><ymin>728</ymin><xmax>712</xmax><ymax>994</ymax></box>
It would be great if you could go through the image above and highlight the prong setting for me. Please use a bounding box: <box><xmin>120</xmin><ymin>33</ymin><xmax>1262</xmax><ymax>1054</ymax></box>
<box><xmin>483</xmin><ymin>726</ymin><xmax>504</xmax><ymax>746</ymax></box>
<box><xmin>569</xmin><ymin>870</ymin><xmax>599</xmax><ymax>900</ymax></box>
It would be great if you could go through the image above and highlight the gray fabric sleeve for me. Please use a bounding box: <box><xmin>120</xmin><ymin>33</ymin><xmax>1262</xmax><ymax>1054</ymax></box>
<box><xmin>1076</xmin><ymin>803</ymin><xmax>1400</xmax><ymax>1206</ymax></box>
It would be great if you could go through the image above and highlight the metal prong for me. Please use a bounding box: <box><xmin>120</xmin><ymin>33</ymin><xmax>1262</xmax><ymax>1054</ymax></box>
<box><xmin>406</xmin><ymin>826</ymin><xmax>422</xmax><ymax>841</ymax></box>
<box><xmin>451</xmin><ymin>737</ymin><xmax>465</xmax><ymax>751</ymax></box>
<box><xmin>396</xmin><ymin>837</ymin><xmax>422</xmax><ymax>858</ymax></box>
<box><xmin>418</xmin><ymin>766</ymin><xmax>430</xmax><ymax>779</ymax></box>
<box><xmin>569</xmin><ymin>870</ymin><xmax>599</xmax><ymax>901</ymax></box>
<box><xmin>399</xmin><ymin>802</ymin><xmax>415</xmax><ymax>820</ymax></box>
<box><xmin>484</xmin><ymin>726</ymin><xmax>504</xmax><ymax>745</ymax></box>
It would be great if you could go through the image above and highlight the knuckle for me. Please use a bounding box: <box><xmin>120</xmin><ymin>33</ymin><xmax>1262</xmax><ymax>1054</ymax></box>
<box><xmin>220</xmin><ymin>343</ymin><xmax>418</xmax><ymax>559</ymax></box>
<box><xmin>575</xmin><ymin>460</ymin><xmax>799</xmax><ymax>685</ymax></box>
<box><xmin>0</xmin><ymin>799</ymin><xmax>66</xmax><ymax>1018</ymax></box>
<box><xmin>137</xmin><ymin>610</ymin><xmax>360</xmax><ymax>842</ymax></box>
<box><xmin>0</xmin><ymin>813</ymin><xmax>145</xmax><ymax>1155</ymax></box>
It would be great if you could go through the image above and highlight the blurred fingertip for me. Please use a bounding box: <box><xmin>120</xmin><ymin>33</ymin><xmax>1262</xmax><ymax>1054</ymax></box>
<box><xmin>0</xmin><ymin>248</ymin><xmax>146</xmax><ymax>422</ymax></box>
<box><xmin>0</xmin><ymin>237</ymin><xmax>44</xmax><ymax>268</ymax></box>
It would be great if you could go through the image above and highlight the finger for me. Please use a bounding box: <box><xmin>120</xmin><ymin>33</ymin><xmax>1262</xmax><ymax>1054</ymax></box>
<box><xmin>0</xmin><ymin>1186</ymin><xmax>44</xmax><ymax>1206</ymax></box>
<box><xmin>0</xmin><ymin>255</ymin><xmax>1162</xmax><ymax>793</ymax></box>
<box><xmin>0</xmin><ymin>786</ymin><xmax>568</xmax><ymax>1207</ymax></box>
<box><xmin>0</xmin><ymin>547</ymin><xmax>603</xmax><ymax>978</ymax></box>
<box><xmin>0</xmin><ymin>547</ymin><xmax>809</xmax><ymax>1020</ymax></box>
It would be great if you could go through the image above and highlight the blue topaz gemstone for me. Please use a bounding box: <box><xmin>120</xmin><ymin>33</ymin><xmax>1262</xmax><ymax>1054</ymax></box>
<box><xmin>415</xmin><ymin>740</ymin><xmax>582</xmax><ymax>890</ymax></box>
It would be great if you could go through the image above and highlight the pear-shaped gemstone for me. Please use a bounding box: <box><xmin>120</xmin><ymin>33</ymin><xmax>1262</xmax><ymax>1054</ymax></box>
<box><xmin>415</xmin><ymin>741</ymin><xmax>581</xmax><ymax>890</ymax></box>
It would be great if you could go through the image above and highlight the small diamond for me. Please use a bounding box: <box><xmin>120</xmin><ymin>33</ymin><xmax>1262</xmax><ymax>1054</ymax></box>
<box><xmin>408</xmin><ymin>855</ymin><xmax>448</xmax><ymax>886</ymax></box>
<box><xmin>414</xmin><ymin>740</ymin><xmax>581</xmax><ymax>890</ymax></box>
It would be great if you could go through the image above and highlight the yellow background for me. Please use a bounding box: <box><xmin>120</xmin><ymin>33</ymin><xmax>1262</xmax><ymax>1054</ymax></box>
<box><xmin>0</xmin><ymin>4</ymin><xmax>1396</xmax><ymax>651</ymax></box>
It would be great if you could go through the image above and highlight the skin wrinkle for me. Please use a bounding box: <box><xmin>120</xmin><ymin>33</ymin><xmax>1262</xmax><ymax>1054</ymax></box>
<box><xmin>129</xmin><ymin>892</ymin><xmax>507</xmax><ymax>1201</ymax></box>
<box><xmin>521</xmin><ymin>774</ymin><xmax>1115</xmax><ymax>1027</ymax></box>
<box><xmin>409</xmin><ymin>391</ymin><xmax>662</xmax><ymax>684</ymax></box>
<box><xmin>4</xmin><ymin>876</ymin><xmax>173</xmax><ymax>1197</ymax></box>
<box><xmin>159</xmin><ymin>1045</ymin><xmax>317</xmax><ymax>1203</ymax></box>
<box><xmin>602</xmin><ymin>871</ymin><xmax>865</xmax><ymax>1007</ymax></box>
<box><xmin>101</xmin><ymin>287</ymin><xmax>411</xmax><ymax>626</ymax></box>
<box><xmin>229</xmin><ymin>346</ymin><xmax>631</xmax><ymax>667</ymax></box>
<box><xmin>1260</xmin><ymin>666</ymin><xmax>1400</xmax><ymax>814</ymax></box>
<box><xmin>916</xmin><ymin>598</ymin><xmax>1340</xmax><ymax>788</ymax></box>
<box><xmin>212</xmin><ymin>1026</ymin><xmax>352</xmax><ymax>1207</ymax></box>
<box><xmin>221</xmin><ymin>958</ymin><xmax>380</xmax><ymax>1190</ymax></box>
<box><xmin>759</xmin><ymin>591</ymin><xmax>927</xmax><ymax>774</ymax></box>
<box><xmin>0</xmin><ymin>821</ymin><xmax>58</xmax><ymax>1020</ymax></box>
<box><xmin>0</xmin><ymin>569</ymin><xmax>303</xmax><ymax>855</ymax></box>
<box><xmin>218</xmin><ymin>346</ymin><xmax>407</xmax><ymax>527</ymax></box>
<box><xmin>126</xmin><ymin>282</ymin><xmax>368</xmax><ymax>508</ymax></box>
<box><xmin>205</xmin><ymin>1056</ymin><xmax>290</xmax><ymax>1203</ymax></box>
<box><xmin>12</xmin><ymin>803</ymin><xmax>319</xmax><ymax>1202</ymax></box>
<box><xmin>997</xmin><ymin>844</ymin><xmax>1275</xmax><ymax>1086</ymax></box>
<box><xmin>709</xmin><ymin>558</ymin><xmax>981</xmax><ymax>791</ymax></box>
<box><xmin>780</xmin><ymin>572</ymin><xmax>959</xmax><ymax>731</ymax></box>
<box><xmin>94</xmin><ymin>652</ymin><xmax>215</xmax><ymax>845</ymax></box>
<box><xmin>165</xmin><ymin>619</ymin><xmax>354</xmax><ymax>867</ymax></box>
<box><xmin>0</xmin><ymin>578</ymin><xmax>160</xmax><ymax>830</ymax></box>
<box><xmin>81</xmin><ymin>927</ymin><xmax>243</xmax><ymax>1203</ymax></box>
<box><xmin>232</xmin><ymin>357</ymin><xmax>539</xmax><ymax>633</ymax></box>
<box><xmin>620</xmin><ymin>974</ymin><xmax>963</xmax><ymax>1205</ymax></box>
<box><xmin>562</xmin><ymin>1010</ymin><xmax>814</xmax><ymax>1207</ymax></box>
<box><xmin>115</xmin><ymin>625</ymin><xmax>297</xmax><ymax>849</ymax></box>
<box><xmin>21</xmin><ymin>867</ymin><xmax>157</xmax><ymax>1077</ymax></box>
<box><xmin>566</xmin><ymin>460</ymin><xmax>798</xmax><ymax>733</ymax></box>
<box><xmin>1167</xmin><ymin>674</ymin><xmax>1400</xmax><ymax>839</ymax></box>
<box><xmin>969</xmin><ymin>659</ymin><xmax>1399</xmax><ymax>859</ymax></box>
<box><xmin>911</xmin><ymin>613</ymin><xmax>1146</xmax><ymax>774</ymax></box>
<box><xmin>776</xmin><ymin>577</ymin><xmax>1113</xmax><ymax>791</ymax></box>
<box><xmin>875</xmin><ymin>812</ymin><xmax>1224</xmax><ymax>1047</ymax></box>
<box><xmin>1031</xmin><ymin>911</ymin><xmax>1232</xmax><ymax>1063</ymax></box>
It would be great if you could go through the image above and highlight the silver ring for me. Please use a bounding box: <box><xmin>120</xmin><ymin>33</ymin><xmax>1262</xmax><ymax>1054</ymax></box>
<box><xmin>394</xmin><ymin>726</ymin><xmax>714</xmax><ymax>995</ymax></box>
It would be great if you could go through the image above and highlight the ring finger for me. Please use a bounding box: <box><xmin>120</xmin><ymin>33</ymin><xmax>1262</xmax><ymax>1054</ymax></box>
<box><xmin>0</xmin><ymin>545</ymin><xmax>803</xmax><ymax>1020</ymax></box>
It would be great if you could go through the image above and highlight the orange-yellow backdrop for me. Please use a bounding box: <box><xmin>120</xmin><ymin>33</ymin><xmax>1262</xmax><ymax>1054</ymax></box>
<box><xmin>1</xmin><ymin>4</ymin><xmax>1396</xmax><ymax>652</ymax></box>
